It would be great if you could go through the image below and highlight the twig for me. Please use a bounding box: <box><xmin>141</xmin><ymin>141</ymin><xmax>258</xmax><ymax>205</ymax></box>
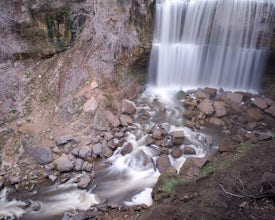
<box><xmin>218</xmin><ymin>183</ymin><xmax>246</xmax><ymax>198</ymax></box>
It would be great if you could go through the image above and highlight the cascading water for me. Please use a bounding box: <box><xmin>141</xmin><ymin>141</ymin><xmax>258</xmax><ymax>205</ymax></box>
<box><xmin>149</xmin><ymin>0</ymin><xmax>274</xmax><ymax>91</ymax></box>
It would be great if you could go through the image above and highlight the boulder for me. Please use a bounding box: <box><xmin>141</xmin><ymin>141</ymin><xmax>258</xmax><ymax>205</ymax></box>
<box><xmin>152</xmin><ymin>128</ymin><xmax>162</xmax><ymax>140</ymax></box>
<box><xmin>218</xmin><ymin>138</ymin><xmax>234</xmax><ymax>152</ymax></box>
<box><xmin>78</xmin><ymin>175</ymin><xmax>91</xmax><ymax>189</ymax></box>
<box><xmin>93</xmin><ymin>111</ymin><xmax>110</xmax><ymax>131</ymax></box>
<box><xmin>244</xmin><ymin>108</ymin><xmax>264</xmax><ymax>122</ymax></box>
<box><xmin>55</xmin><ymin>135</ymin><xmax>74</xmax><ymax>146</ymax></box>
<box><xmin>170</xmin><ymin>130</ymin><xmax>185</xmax><ymax>145</ymax></box>
<box><xmin>209</xmin><ymin>117</ymin><xmax>224</xmax><ymax>126</ymax></box>
<box><xmin>28</xmin><ymin>147</ymin><xmax>53</xmax><ymax>165</ymax></box>
<box><xmin>183</xmin><ymin>146</ymin><xmax>196</xmax><ymax>155</ymax></box>
<box><xmin>226</xmin><ymin>92</ymin><xmax>243</xmax><ymax>104</ymax></box>
<box><xmin>121</xmin><ymin>99</ymin><xmax>136</xmax><ymax>115</ymax></box>
<box><xmin>265</xmin><ymin>104</ymin><xmax>275</xmax><ymax>117</ymax></box>
<box><xmin>183</xmin><ymin>98</ymin><xmax>198</xmax><ymax>107</ymax></box>
<box><xmin>197</xmin><ymin>91</ymin><xmax>209</xmax><ymax>99</ymax></box>
<box><xmin>74</xmin><ymin>158</ymin><xmax>84</xmax><ymax>171</ymax></box>
<box><xmin>171</xmin><ymin>147</ymin><xmax>183</xmax><ymax>158</ymax></box>
<box><xmin>121</xmin><ymin>142</ymin><xmax>133</xmax><ymax>155</ymax></box>
<box><xmin>203</xmin><ymin>87</ymin><xmax>217</xmax><ymax>99</ymax></box>
<box><xmin>78</xmin><ymin>146</ymin><xmax>91</xmax><ymax>159</ymax></box>
<box><xmin>156</xmin><ymin>154</ymin><xmax>171</xmax><ymax>173</ymax></box>
<box><xmin>104</xmin><ymin>110</ymin><xmax>120</xmax><ymax>127</ymax></box>
<box><xmin>145</xmin><ymin>135</ymin><xmax>154</xmax><ymax>145</ymax></box>
<box><xmin>120</xmin><ymin>114</ymin><xmax>133</xmax><ymax>126</ymax></box>
<box><xmin>183</xmin><ymin>108</ymin><xmax>196</xmax><ymax>119</ymax></box>
<box><xmin>252</xmin><ymin>97</ymin><xmax>268</xmax><ymax>110</ymax></box>
<box><xmin>55</xmin><ymin>154</ymin><xmax>74</xmax><ymax>172</ymax></box>
<box><xmin>102</xmin><ymin>145</ymin><xmax>113</xmax><ymax>158</ymax></box>
<box><xmin>83</xmin><ymin>97</ymin><xmax>98</xmax><ymax>115</ymax></box>
<box><xmin>82</xmin><ymin>162</ymin><xmax>93</xmax><ymax>172</ymax></box>
<box><xmin>197</xmin><ymin>99</ymin><xmax>214</xmax><ymax>115</ymax></box>
<box><xmin>179</xmin><ymin>157</ymin><xmax>208</xmax><ymax>177</ymax></box>
<box><xmin>214</xmin><ymin>101</ymin><xmax>227</xmax><ymax>117</ymax></box>
<box><xmin>92</xmin><ymin>143</ymin><xmax>103</xmax><ymax>157</ymax></box>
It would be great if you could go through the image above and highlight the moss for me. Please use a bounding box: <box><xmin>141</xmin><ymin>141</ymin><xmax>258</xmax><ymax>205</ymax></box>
<box><xmin>10</xmin><ymin>109</ymin><xmax>17</xmax><ymax>114</ymax></box>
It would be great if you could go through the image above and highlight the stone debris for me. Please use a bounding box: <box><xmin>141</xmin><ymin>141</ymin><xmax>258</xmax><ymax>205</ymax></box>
<box><xmin>55</xmin><ymin>154</ymin><xmax>74</xmax><ymax>172</ymax></box>
<box><xmin>121</xmin><ymin>99</ymin><xmax>137</xmax><ymax>115</ymax></box>
<box><xmin>28</xmin><ymin>147</ymin><xmax>53</xmax><ymax>165</ymax></box>
<box><xmin>56</xmin><ymin>135</ymin><xmax>74</xmax><ymax>146</ymax></box>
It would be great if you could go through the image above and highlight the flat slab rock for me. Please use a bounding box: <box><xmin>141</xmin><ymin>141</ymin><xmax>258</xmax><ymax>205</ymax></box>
<box><xmin>28</xmin><ymin>147</ymin><xmax>53</xmax><ymax>165</ymax></box>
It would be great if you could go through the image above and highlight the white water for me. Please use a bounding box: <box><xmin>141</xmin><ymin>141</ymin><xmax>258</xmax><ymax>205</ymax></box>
<box><xmin>149</xmin><ymin>0</ymin><xmax>274</xmax><ymax>91</ymax></box>
<box><xmin>0</xmin><ymin>90</ymin><xmax>211</xmax><ymax>219</ymax></box>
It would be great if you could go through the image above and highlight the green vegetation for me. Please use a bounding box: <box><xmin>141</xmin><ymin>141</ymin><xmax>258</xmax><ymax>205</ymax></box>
<box><xmin>10</xmin><ymin>109</ymin><xmax>17</xmax><ymax>114</ymax></box>
<box><xmin>24</xmin><ymin>71</ymin><xmax>32</xmax><ymax>78</ymax></box>
<box><xmin>103</xmin><ymin>92</ymin><xmax>117</xmax><ymax>111</ymax></box>
<box><xmin>175</xmin><ymin>90</ymin><xmax>188</xmax><ymax>100</ymax></box>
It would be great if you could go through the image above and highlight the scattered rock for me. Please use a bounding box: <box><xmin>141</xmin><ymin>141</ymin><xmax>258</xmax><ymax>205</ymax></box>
<box><xmin>28</xmin><ymin>147</ymin><xmax>53</xmax><ymax>165</ymax></box>
<box><xmin>92</xmin><ymin>143</ymin><xmax>103</xmax><ymax>157</ymax></box>
<box><xmin>197</xmin><ymin>91</ymin><xmax>209</xmax><ymax>99</ymax></box>
<box><xmin>203</xmin><ymin>87</ymin><xmax>217</xmax><ymax>99</ymax></box>
<box><xmin>121</xmin><ymin>142</ymin><xmax>133</xmax><ymax>155</ymax></box>
<box><xmin>179</xmin><ymin>157</ymin><xmax>208</xmax><ymax>177</ymax></box>
<box><xmin>145</xmin><ymin>135</ymin><xmax>154</xmax><ymax>145</ymax></box>
<box><xmin>75</xmin><ymin>158</ymin><xmax>84</xmax><ymax>171</ymax></box>
<box><xmin>183</xmin><ymin>98</ymin><xmax>198</xmax><ymax>107</ymax></box>
<box><xmin>104</xmin><ymin>110</ymin><xmax>120</xmax><ymax>127</ymax></box>
<box><xmin>78</xmin><ymin>146</ymin><xmax>91</xmax><ymax>159</ymax></box>
<box><xmin>121</xmin><ymin>99</ymin><xmax>136</xmax><ymax>115</ymax></box>
<box><xmin>156</xmin><ymin>154</ymin><xmax>171</xmax><ymax>173</ymax></box>
<box><xmin>83</xmin><ymin>97</ymin><xmax>98</xmax><ymax>115</ymax></box>
<box><xmin>82</xmin><ymin>162</ymin><xmax>93</xmax><ymax>172</ymax></box>
<box><xmin>265</xmin><ymin>104</ymin><xmax>275</xmax><ymax>117</ymax></box>
<box><xmin>252</xmin><ymin>97</ymin><xmax>268</xmax><ymax>110</ymax></box>
<box><xmin>171</xmin><ymin>147</ymin><xmax>183</xmax><ymax>158</ymax></box>
<box><xmin>120</xmin><ymin>114</ymin><xmax>133</xmax><ymax>126</ymax></box>
<box><xmin>78</xmin><ymin>175</ymin><xmax>91</xmax><ymax>189</ymax></box>
<box><xmin>170</xmin><ymin>130</ymin><xmax>185</xmax><ymax>145</ymax></box>
<box><xmin>103</xmin><ymin>145</ymin><xmax>113</xmax><ymax>158</ymax></box>
<box><xmin>226</xmin><ymin>92</ymin><xmax>243</xmax><ymax>104</ymax></box>
<box><xmin>209</xmin><ymin>117</ymin><xmax>224</xmax><ymax>126</ymax></box>
<box><xmin>93</xmin><ymin>111</ymin><xmax>110</xmax><ymax>131</ymax></box>
<box><xmin>214</xmin><ymin>101</ymin><xmax>227</xmax><ymax>117</ymax></box>
<box><xmin>245</xmin><ymin>108</ymin><xmax>264</xmax><ymax>122</ymax></box>
<box><xmin>55</xmin><ymin>135</ymin><xmax>74</xmax><ymax>146</ymax></box>
<box><xmin>197</xmin><ymin>99</ymin><xmax>214</xmax><ymax>115</ymax></box>
<box><xmin>152</xmin><ymin>128</ymin><xmax>162</xmax><ymax>140</ymax></box>
<box><xmin>257</xmin><ymin>132</ymin><xmax>273</xmax><ymax>141</ymax></box>
<box><xmin>55</xmin><ymin>154</ymin><xmax>74</xmax><ymax>172</ymax></box>
<box><xmin>183</xmin><ymin>146</ymin><xmax>196</xmax><ymax>155</ymax></box>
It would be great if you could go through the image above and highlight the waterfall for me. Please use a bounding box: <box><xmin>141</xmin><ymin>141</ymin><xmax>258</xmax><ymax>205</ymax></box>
<box><xmin>149</xmin><ymin>0</ymin><xmax>274</xmax><ymax>91</ymax></box>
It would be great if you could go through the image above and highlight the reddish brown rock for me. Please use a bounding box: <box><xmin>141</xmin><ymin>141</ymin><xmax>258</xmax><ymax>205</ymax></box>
<box><xmin>265</xmin><ymin>104</ymin><xmax>275</xmax><ymax>118</ymax></box>
<box><xmin>156</xmin><ymin>154</ymin><xmax>171</xmax><ymax>173</ymax></box>
<box><xmin>218</xmin><ymin>138</ymin><xmax>234</xmax><ymax>152</ymax></box>
<box><xmin>252</xmin><ymin>97</ymin><xmax>268</xmax><ymax>110</ymax></box>
<box><xmin>197</xmin><ymin>91</ymin><xmax>209</xmax><ymax>99</ymax></box>
<box><xmin>171</xmin><ymin>147</ymin><xmax>183</xmax><ymax>158</ymax></box>
<box><xmin>121</xmin><ymin>142</ymin><xmax>133</xmax><ymax>155</ymax></box>
<box><xmin>203</xmin><ymin>87</ymin><xmax>217</xmax><ymax>99</ymax></box>
<box><xmin>214</xmin><ymin>101</ymin><xmax>227</xmax><ymax>117</ymax></box>
<box><xmin>152</xmin><ymin>128</ymin><xmax>162</xmax><ymax>140</ymax></box>
<box><xmin>244</xmin><ymin>108</ymin><xmax>264</xmax><ymax>122</ymax></box>
<box><xmin>197</xmin><ymin>99</ymin><xmax>214</xmax><ymax>115</ymax></box>
<box><xmin>183</xmin><ymin>146</ymin><xmax>196</xmax><ymax>155</ymax></box>
<box><xmin>184</xmin><ymin>98</ymin><xmax>198</xmax><ymax>107</ymax></box>
<box><xmin>226</xmin><ymin>92</ymin><xmax>243</xmax><ymax>104</ymax></box>
<box><xmin>170</xmin><ymin>130</ymin><xmax>185</xmax><ymax>145</ymax></box>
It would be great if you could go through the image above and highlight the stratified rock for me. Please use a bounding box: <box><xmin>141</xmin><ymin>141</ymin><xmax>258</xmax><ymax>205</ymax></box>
<box><xmin>197</xmin><ymin>99</ymin><xmax>214</xmax><ymax>115</ymax></box>
<box><xmin>78</xmin><ymin>146</ymin><xmax>91</xmax><ymax>159</ymax></box>
<box><xmin>171</xmin><ymin>147</ymin><xmax>183</xmax><ymax>158</ymax></box>
<box><xmin>156</xmin><ymin>154</ymin><xmax>170</xmax><ymax>173</ymax></box>
<box><xmin>83</xmin><ymin>97</ymin><xmax>98</xmax><ymax>115</ymax></box>
<box><xmin>92</xmin><ymin>143</ymin><xmax>103</xmax><ymax>157</ymax></box>
<box><xmin>120</xmin><ymin>114</ymin><xmax>133</xmax><ymax>126</ymax></box>
<box><xmin>226</xmin><ymin>92</ymin><xmax>243</xmax><ymax>104</ymax></box>
<box><xmin>170</xmin><ymin>130</ymin><xmax>185</xmax><ymax>145</ymax></box>
<box><xmin>252</xmin><ymin>97</ymin><xmax>268</xmax><ymax>110</ymax></box>
<box><xmin>55</xmin><ymin>135</ymin><xmax>74</xmax><ymax>146</ymax></box>
<box><xmin>121</xmin><ymin>99</ymin><xmax>136</xmax><ymax>115</ymax></box>
<box><xmin>214</xmin><ymin>101</ymin><xmax>227</xmax><ymax>117</ymax></box>
<box><xmin>121</xmin><ymin>142</ymin><xmax>133</xmax><ymax>155</ymax></box>
<box><xmin>183</xmin><ymin>146</ymin><xmax>196</xmax><ymax>155</ymax></box>
<box><xmin>78</xmin><ymin>175</ymin><xmax>91</xmax><ymax>189</ymax></box>
<box><xmin>55</xmin><ymin>154</ymin><xmax>74</xmax><ymax>172</ymax></box>
<box><xmin>245</xmin><ymin>108</ymin><xmax>264</xmax><ymax>122</ymax></box>
<box><xmin>28</xmin><ymin>147</ymin><xmax>53</xmax><ymax>165</ymax></box>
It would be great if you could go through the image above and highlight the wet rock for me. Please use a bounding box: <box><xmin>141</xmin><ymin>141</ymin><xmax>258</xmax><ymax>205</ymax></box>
<box><xmin>252</xmin><ymin>97</ymin><xmax>268</xmax><ymax>110</ymax></box>
<box><xmin>183</xmin><ymin>108</ymin><xmax>196</xmax><ymax>119</ymax></box>
<box><xmin>48</xmin><ymin>174</ymin><xmax>57</xmax><ymax>183</ymax></box>
<box><xmin>55</xmin><ymin>154</ymin><xmax>74</xmax><ymax>172</ymax></box>
<box><xmin>183</xmin><ymin>98</ymin><xmax>198</xmax><ymax>107</ymax></box>
<box><xmin>197</xmin><ymin>99</ymin><xmax>214</xmax><ymax>115</ymax></box>
<box><xmin>145</xmin><ymin>135</ymin><xmax>154</xmax><ymax>145</ymax></box>
<box><xmin>121</xmin><ymin>142</ymin><xmax>133</xmax><ymax>155</ymax></box>
<box><xmin>175</xmin><ymin>90</ymin><xmax>188</xmax><ymax>100</ymax></box>
<box><xmin>265</xmin><ymin>104</ymin><xmax>275</xmax><ymax>117</ymax></box>
<box><xmin>244</xmin><ymin>108</ymin><xmax>264</xmax><ymax>122</ymax></box>
<box><xmin>209</xmin><ymin>117</ymin><xmax>224</xmax><ymax>126</ymax></box>
<box><xmin>28</xmin><ymin>147</ymin><xmax>53</xmax><ymax>165</ymax></box>
<box><xmin>214</xmin><ymin>101</ymin><xmax>227</xmax><ymax>117</ymax></box>
<box><xmin>152</xmin><ymin>128</ymin><xmax>162</xmax><ymax>140</ymax></box>
<box><xmin>104</xmin><ymin>110</ymin><xmax>120</xmax><ymax>127</ymax></box>
<box><xmin>262</xmin><ymin>97</ymin><xmax>274</xmax><ymax>106</ymax></box>
<box><xmin>83</xmin><ymin>97</ymin><xmax>98</xmax><ymax>115</ymax></box>
<box><xmin>166</xmin><ymin>166</ymin><xmax>177</xmax><ymax>175</ymax></box>
<box><xmin>78</xmin><ymin>175</ymin><xmax>91</xmax><ymax>189</ymax></box>
<box><xmin>218</xmin><ymin>138</ymin><xmax>234</xmax><ymax>152</ymax></box>
<box><xmin>171</xmin><ymin>147</ymin><xmax>183</xmax><ymax>158</ymax></box>
<box><xmin>183</xmin><ymin>146</ymin><xmax>196</xmax><ymax>155</ymax></box>
<box><xmin>184</xmin><ymin>120</ymin><xmax>193</xmax><ymax>129</ymax></box>
<box><xmin>78</xmin><ymin>146</ymin><xmax>91</xmax><ymax>159</ymax></box>
<box><xmin>55</xmin><ymin>135</ymin><xmax>74</xmax><ymax>146</ymax></box>
<box><xmin>120</xmin><ymin>114</ymin><xmax>133</xmax><ymax>126</ymax></box>
<box><xmin>121</xmin><ymin>99</ymin><xmax>136</xmax><ymax>115</ymax></box>
<box><xmin>82</xmin><ymin>162</ymin><xmax>93</xmax><ymax>172</ymax></box>
<box><xmin>156</xmin><ymin>154</ymin><xmax>171</xmax><ymax>173</ymax></box>
<box><xmin>75</xmin><ymin>158</ymin><xmax>84</xmax><ymax>171</ymax></box>
<box><xmin>197</xmin><ymin>91</ymin><xmax>209</xmax><ymax>99</ymax></box>
<box><xmin>170</xmin><ymin>130</ymin><xmax>185</xmax><ymax>145</ymax></box>
<box><xmin>203</xmin><ymin>87</ymin><xmax>217</xmax><ymax>99</ymax></box>
<box><xmin>245</xmin><ymin>122</ymin><xmax>257</xmax><ymax>131</ymax></box>
<box><xmin>205</xmin><ymin>136</ymin><xmax>213</xmax><ymax>146</ymax></box>
<box><xmin>92</xmin><ymin>143</ymin><xmax>103</xmax><ymax>157</ymax></box>
<box><xmin>226</xmin><ymin>92</ymin><xmax>243</xmax><ymax>104</ymax></box>
<box><xmin>103</xmin><ymin>145</ymin><xmax>113</xmax><ymax>158</ymax></box>
<box><xmin>257</xmin><ymin>132</ymin><xmax>273</xmax><ymax>141</ymax></box>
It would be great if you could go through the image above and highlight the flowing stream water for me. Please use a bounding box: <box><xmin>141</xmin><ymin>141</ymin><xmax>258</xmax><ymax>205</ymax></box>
<box><xmin>149</xmin><ymin>0</ymin><xmax>274</xmax><ymax>91</ymax></box>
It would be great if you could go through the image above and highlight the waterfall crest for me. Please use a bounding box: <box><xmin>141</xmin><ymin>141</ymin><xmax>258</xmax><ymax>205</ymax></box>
<box><xmin>149</xmin><ymin>0</ymin><xmax>274</xmax><ymax>91</ymax></box>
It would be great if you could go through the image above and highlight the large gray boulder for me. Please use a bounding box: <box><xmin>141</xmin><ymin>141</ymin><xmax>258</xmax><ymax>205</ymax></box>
<box><xmin>55</xmin><ymin>154</ymin><xmax>74</xmax><ymax>172</ymax></box>
<box><xmin>28</xmin><ymin>147</ymin><xmax>53</xmax><ymax>165</ymax></box>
